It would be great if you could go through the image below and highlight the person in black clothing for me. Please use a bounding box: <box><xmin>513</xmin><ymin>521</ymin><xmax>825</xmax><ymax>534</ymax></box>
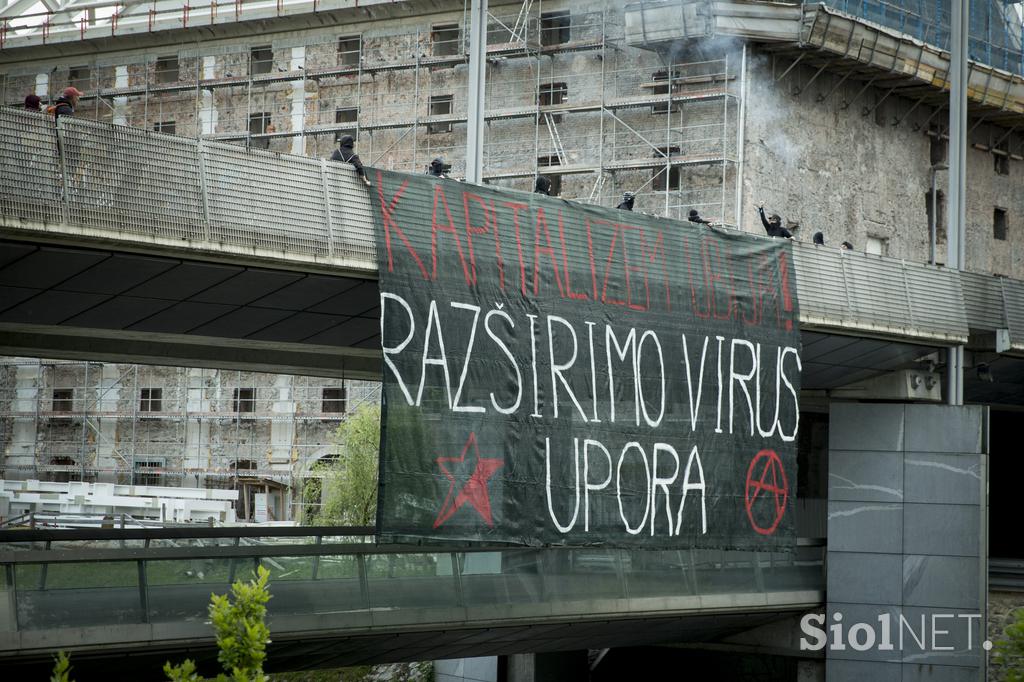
<box><xmin>24</xmin><ymin>94</ymin><xmax>42</xmax><ymax>112</ymax></box>
<box><xmin>331</xmin><ymin>135</ymin><xmax>371</xmax><ymax>187</ymax></box>
<box><xmin>813</xmin><ymin>231</ymin><xmax>825</xmax><ymax>246</ymax></box>
<box><xmin>841</xmin><ymin>241</ymin><xmax>853</xmax><ymax>251</ymax></box>
<box><xmin>688</xmin><ymin>209</ymin><xmax>711</xmax><ymax>225</ymax></box>
<box><xmin>51</xmin><ymin>86</ymin><xmax>83</xmax><ymax>118</ymax></box>
<box><xmin>534</xmin><ymin>176</ymin><xmax>552</xmax><ymax>195</ymax></box>
<box><xmin>757</xmin><ymin>205</ymin><xmax>793</xmax><ymax>239</ymax></box>
<box><xmin>427</xmin><ymin>157</ymin><xmax>450</xmax><ymax>178</ymax></box>
<box><xmin>616</xmin><ymin>192</ymin><xmax>635</xmax><ymax>211</ymax></box>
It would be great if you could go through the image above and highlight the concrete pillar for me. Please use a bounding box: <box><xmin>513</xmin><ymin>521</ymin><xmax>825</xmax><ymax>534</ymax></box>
<box><xmin>113</xmin><ymin>66</ymin><xmax>128</xmax><ymax>126</ymax></box>
<box><xmin>289</xmin><ymin>47</ymin><xmax>306</xmax><ymax>155</ymax></box>
<box><xmin>34</xmin><ymin>73</ymin><xmax>48</xmax><ymax>99</ymax></box>
<box><xmin>8</xmin><ymin>363</ymin><xmax>41</xmax><ymax>478</ymax></box>
<box><xmin>826</xmin><ymin>403</ymin><xmax>986</xmax><ymax>681</ymax></box>
<box><xmin>93</xmin><ymin>364</ymin><xmax>121</xmax><ymax>480</ymax></box>
<box><xmin>185</xmin><ymin>368</ymin><xmax>210</xmax><ymax>487</ymax></box>
<box><xmin>199</xmin><ymin>56</ymin><xmax>218</xmax><ymax>135</ymax></box>
<box><xmin>270</xmin><ymin>375</ymin><xmax>295</xmax><ymax>469</ymax></box>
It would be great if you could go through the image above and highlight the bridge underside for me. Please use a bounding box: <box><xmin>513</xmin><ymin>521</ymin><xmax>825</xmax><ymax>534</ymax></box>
<box><xmin>0</xmin><ymin>239</ymin><xmax>380</xmax><ymax>379</ymax></box>
<box><xmin>2</xmin><ymin>608</ymin><xmax>808</xmax><ymax>679</ymax></box>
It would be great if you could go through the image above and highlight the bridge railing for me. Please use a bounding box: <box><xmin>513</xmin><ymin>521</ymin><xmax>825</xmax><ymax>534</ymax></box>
<box><xmin>0</xmin><ymin>108</ymin><xmax>377</xmax><ymax>264</ymax></box>
<box><xmin>0</xmin><ymin>526</ymin><xmax>825</xmax><ymax>646</ymax></box>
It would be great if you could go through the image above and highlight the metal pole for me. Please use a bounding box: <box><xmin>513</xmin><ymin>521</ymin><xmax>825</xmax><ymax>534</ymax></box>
<box><xmin>465</xmin><ymin>0</ymin><xmax>488</xmax><ymax>184</ymax></box>
<box><xmin>734</xmin><ymin>45</ymin><xmax>748</xmax><ymax>230</ymax></box>
<box><xmin>946</xmin><ymin>0</ymin><xmax>968</xmax><ymax>406</ymax></box>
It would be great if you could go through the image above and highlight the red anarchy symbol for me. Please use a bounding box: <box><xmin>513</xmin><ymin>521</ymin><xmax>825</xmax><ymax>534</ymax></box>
<box><xmin>744</xmin><ymin>449</ymin><xmax>788</xmax><ymax>535</ymax></box>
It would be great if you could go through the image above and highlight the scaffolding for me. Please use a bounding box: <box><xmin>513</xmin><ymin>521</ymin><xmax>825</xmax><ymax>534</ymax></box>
<box><xmin>0</xmin><ymin>2</ymin><xmax>743</xmax><ymax>224</ymax></box>
<box><xmin>0</xmin><ymin>357</ymin><xmax>381</xmax><ymax>520</ymax></box>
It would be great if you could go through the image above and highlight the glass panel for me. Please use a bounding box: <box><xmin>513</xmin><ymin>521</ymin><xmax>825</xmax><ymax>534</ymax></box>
<box><xmin>761</xmin><ymin>545</ymin><xmax>825</xmax><ymax>592</ymax></box>
<box><xmin>146</xmin><ymin>558</ymin><xmax>234</xmax><ymax>624</ymax></box>
<box><xmin>15</xmin><ymin>561</ymin><xmax>142</xmax><ymax>629</ymax></box>
<box><xmin>693</xmin><ymin>549</ymin><xmax>759</xmax><ymax>594</ymax></box>
<box><xmin>551</xmin><ymin>549</ymin><xmax>626</xmax><ymax>601</ymax></box>
<box><xmin>263</xmin><ymin>555</ymin><xmax>364</xmax><ymax>617</ymax></box>
<box><xmin>366</xmin><ymin>553</ymin><xmax>457</xmax><ymax>609</ymax></box>
<box><xmin>624</xmin><ymin>549</ymin><xmax>693</xmax><ymax>598</ymax></box>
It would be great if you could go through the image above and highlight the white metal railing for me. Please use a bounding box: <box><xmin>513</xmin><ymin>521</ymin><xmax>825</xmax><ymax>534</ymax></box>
<box><xmin>0</xmin><ymin>107</ymin><xmax>376</xmax><ymax>265</ymax></box>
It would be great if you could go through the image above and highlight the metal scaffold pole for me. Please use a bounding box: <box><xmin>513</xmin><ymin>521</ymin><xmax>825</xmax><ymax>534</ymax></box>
<box><xmin>947</xmin><ymin>0</ymin><xmax>969</xmax><ymax>406</ymax></box>
<box><xmin>465</xmin><ymin>0</ymin><xmax>488</xmax><ymax>184</ymax></box>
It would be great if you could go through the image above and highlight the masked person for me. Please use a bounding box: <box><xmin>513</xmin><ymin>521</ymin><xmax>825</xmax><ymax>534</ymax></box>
<box><xmin>616</xmin><ymin>192</ymin><xmax>635</xmax><ymax>211</ymax></box>
<box><xmin>813</xmin><ymin>232</ymin><xmax>825</xmax><ymax>246</ymax></box>
<box><xmin>427</xmin><ymin>157</ymin><xmax>450</xmax><ymax>178</ymax></box>
<box><xmin>688</xmin><ymin>209</ymin><xmax>711</xmax><ymax>226</ymax></box>
<box><xmin>330</xmin><ymin>135</ymin><xmax>371</xmax><ymax>187</ymax></box>
<box><xmin>757</xmin><ymin>205</ymin><xmax>793</xmax><ymax>239</ymax></box>
<box><xmin>534</xmin><ymin>175</ymin><xmax>552</xmax><ymax>195</ymax></box>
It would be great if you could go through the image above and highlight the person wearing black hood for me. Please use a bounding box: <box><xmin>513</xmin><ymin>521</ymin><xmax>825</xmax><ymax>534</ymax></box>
<box><xmin>330</xmin><ymin>135</ymin><xmax>371</xmax><ymax>187</ymax></box>
<box><xmin>534</xmin><ymin>175</ymin><xmax>552</xmax><ymax>195</ymax></box>
<box><xmin>616</xmin><ymin>192</ymin><xmax>635</xmax><ymax>211</ymax></box>
<box><xmin>688</xmin><ymin>209</ymin><xmax>711</xmax><ymax>225</ymax></box>
<box><xmin>427</xmin><ymin>157</ymin><xmax>450</xmax><ymax>178</ymax></box>
<box><xmin>813</xmin><ymin>231</ymin><xmax>825</xmax><ymax>246</ymax></box>
<box><xmin>757</xmin><ymin>205</ymin><xmax>793</xmax><ymax>239</ymax></box>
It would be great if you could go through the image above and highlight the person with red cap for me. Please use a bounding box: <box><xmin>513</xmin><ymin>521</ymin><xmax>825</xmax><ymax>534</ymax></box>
<box><xmin>24</xmin><ymin>94</ymin><xmax>42</xmax><ymax>112</ymax></box>
<box><xmin>51</xmin><ymin>86</ymin><xmax>83</xmax><ymax>118</ymax></box>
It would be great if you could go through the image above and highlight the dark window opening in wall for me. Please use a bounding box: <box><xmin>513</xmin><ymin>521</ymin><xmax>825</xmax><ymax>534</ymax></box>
<box><xmin>52</xmin><ymin>389</ymin><xmax>74</xmax><ymax>413</ymax></box>
<box><xmin>153</xmin><ymin>120</ymin><xmax>176</xmax><ymax>135</ymax></box>
<box><xmin>134</xmin><ymin>459</ymin><xmax>164</xmax><ymax>486</ymax></box>
<box><xmin>428</xmin><ymin>95</ymin><xmax>453</xmax><ymax>134</ymax></box>
<box><xmin>233</xmin><ymin>387</ymin><xmax>255</xmax><ymax>413</ymax></box>
<box><xmin>155</xmin><ymin>55</ymin><xmax>179</xmax><ymax>84</ymax></box>
<box><xmin>49</xmin><ymin>456</ymin><xmax>77</xmax><ymax>483</ymax></box>
<box><xmin>249</xmin><ymin>112</ymin><xmax>271</xmax><ymax>149</ymax></box>
<box><xmin>250</xmin><ymin>45</ymin><xmax>274</xmax><ymax>75</ymax></box>
<box><xmin>994</xmin><ymin>153</ymin><xmax>1010</xmax><ymax>176</ymax></box>
<box><xmin>538</xmin><ymin>82</ymin><xmax>568</xmax><ymax>123</ymax></box>
<box><xmin>232</xmin><ymin>459</ymin><xmax>258</xmax><ymax>473</ymax></box>
<box><xmin>929</xmin><ymin>128</ymin><xmax>947</xmax><ymax>165</ymax></box>
<box><xmin>652</xmin><ymin>70</ymin><xmax>670</xmax><ymax>114</ymax></box>
<box><xmin>337</xmin><ymin>35</ymin><xmax>361</xmax><ymax>67</ymax></box>
<box><xmin>540</xmin><ymin>10</ymin><xmax>571</xmax><ymax>46</ymax></box>
<box><xmin>994</xmin><ymin>207</ymin><xmax>1008</xmax><ymax>241</ymax></box>
<box><xmin>432</xmin><ymin>23</ymin><xmax>460</xmax><ymax>56</ymax></box>
<box><xmin>925</xmin><ymin>189</ymin><xmax>947</xmax><ymax>249</ymax></box>
<box><xmin>140</xmin><ymin>388</ymin><xmax>163</xmax><ymax>412</ymax></box>
<box><xmin>334</xmin><ymin>107</ymin><xmax>357</xmax><ymax>141</ymax></box>
<box><xmin>651</xmin><ymin>146</ymin><xmax>681</xmax><ymax>191</ymax></box>
<box><xmin>322</xmin><ymin>387</ymin><xmax>347</xmax><ymax>413</ymax></box>
<box><xmin>68</xmin><ymin>65</ymin><xmax>90</xmax><ymax>91</ymax></box>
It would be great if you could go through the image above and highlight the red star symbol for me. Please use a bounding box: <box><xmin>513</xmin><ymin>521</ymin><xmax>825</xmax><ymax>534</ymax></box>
<box><xmin>433</xmin><ymin>432</ymin><xmax>504</xmax><ymax>528</ymax></box>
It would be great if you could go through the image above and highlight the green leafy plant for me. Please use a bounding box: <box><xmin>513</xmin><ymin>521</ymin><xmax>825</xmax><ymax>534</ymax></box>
<box><xmin>306</xmin><ymin>404</ymin><xmax>380</xmax><ymax>526</ymax></box>
<box><xmin>50</xmin><ymin>651</ymin><xmax>73</xmax><ymax>682</ymax></box>
<box><xmin>165</xmin><ymin>565</ymin><xmax>272</xmax><ymax>682</ymax></box>
<box><xmin>995</xmin><ymin>607</ymin><xmax>1024</xmax><ymax>682</ymax></box>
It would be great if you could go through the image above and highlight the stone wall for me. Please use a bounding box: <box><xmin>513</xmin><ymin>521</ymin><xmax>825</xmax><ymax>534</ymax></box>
<box><xmin>742</xmin><ymin>47</ymin><xmax>1024</xmax><ymax>275</ymax></box>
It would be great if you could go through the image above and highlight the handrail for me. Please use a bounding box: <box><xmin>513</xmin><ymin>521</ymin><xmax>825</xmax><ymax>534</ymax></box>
<box><xmin>0</xmin><ymin>524</ymin><xmax>374</xmax><ymax>543</ymax></box>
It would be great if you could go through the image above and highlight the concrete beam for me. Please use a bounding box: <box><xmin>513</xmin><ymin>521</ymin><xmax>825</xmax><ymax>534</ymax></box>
<box><xmin>0</xmin><ymin>324</ymin><xmax>382</xmax><ymax>380</ymax></box>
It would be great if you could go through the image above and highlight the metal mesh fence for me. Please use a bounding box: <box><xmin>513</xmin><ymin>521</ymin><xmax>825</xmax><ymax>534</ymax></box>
<box><xmin>60</xmin><ymin>117</ymin><xmax>206</xmax><ymax>240</ymax></box>
<box><xmin>0</xmin><ymin>108</ymin><xmax>63</xmax><ymax>224</ymax></box>
<box><xmin>202</xmin><ymin>141</ymin><xmax>331</xmax><ymax>255</ymax></box>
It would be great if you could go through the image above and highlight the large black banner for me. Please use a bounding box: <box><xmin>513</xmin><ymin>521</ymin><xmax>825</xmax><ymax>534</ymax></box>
<box><xmin>371</xmin><ymin>169</ymin><xmax>801</xmax><ymax>549</ymax></box>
